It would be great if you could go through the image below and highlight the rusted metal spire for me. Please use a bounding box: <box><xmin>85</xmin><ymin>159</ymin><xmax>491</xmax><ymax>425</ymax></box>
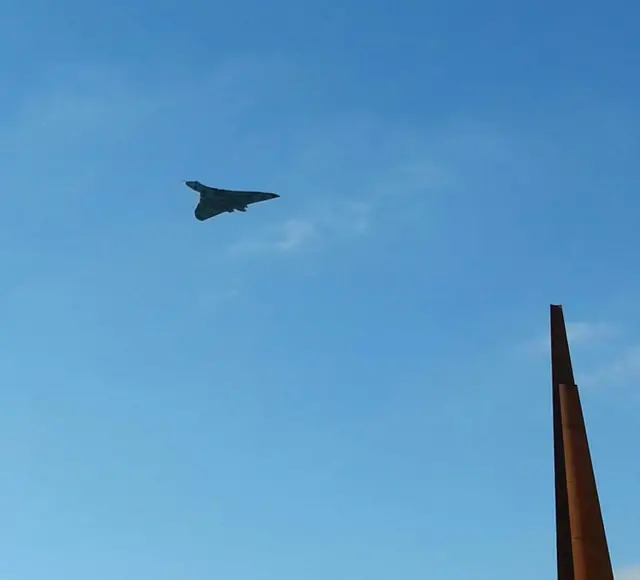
<box><xmin>550</xmin><ymin>305</ymin><xmax>614</xmax><ymax>580</ymax></box>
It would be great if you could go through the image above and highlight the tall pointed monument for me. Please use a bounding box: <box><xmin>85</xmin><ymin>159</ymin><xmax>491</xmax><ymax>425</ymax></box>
<box><xmin>550</xmin><ymin>305</ymin><xmax>614</xmax><ymax>580</ymax></box>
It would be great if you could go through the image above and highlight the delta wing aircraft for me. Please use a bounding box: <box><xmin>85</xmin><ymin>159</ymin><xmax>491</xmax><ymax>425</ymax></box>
<box><xmin>185</xmin><ymin>180</ymin><xmax>280</xmax><ymax>221</ymax></box>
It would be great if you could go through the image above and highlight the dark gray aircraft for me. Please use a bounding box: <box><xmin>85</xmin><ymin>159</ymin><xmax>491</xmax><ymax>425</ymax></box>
<box><xmin>185</xmin><ymin>180</ymin><xmax>280</xmax><ymax>221</ymax></box>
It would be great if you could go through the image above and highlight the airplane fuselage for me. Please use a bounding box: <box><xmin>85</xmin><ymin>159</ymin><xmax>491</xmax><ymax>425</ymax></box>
<box><xmin>200</xmin><ymin>189</ymin><xmax>247</xmax><ymax>211</ymax></box>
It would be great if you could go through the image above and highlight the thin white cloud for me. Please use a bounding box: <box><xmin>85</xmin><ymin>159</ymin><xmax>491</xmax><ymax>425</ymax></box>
<box><xmin>0</xmin><ymin>55</ymin><xmax>291</xmax><ymax>223</ymax></box>
<box><xmin>519</xmin><ymin>316</ymin><xmax>640</xmax><ymax>395</ymax></box>
<box><xmin>274</xmin><ymin>219</ymin><xmax>318</xmax><ymax>251</ymax></box>
<box><xmin>522</xmin><ymin>321</ymin><xmax>618</xmax><ymax>355</ymax></box>
<box><xmin>0</xmin><ymin>53</ymin><xmax>289</xmax><ymax>158</ymax></box>
<box><xmin>228</xmin><ymin>218</ymin><xmax>318</xmax><ymax>256</ymax></box>
<box><xmin>309</xmin><ymin>199</ymin><xmax>375</xmax><ymax>239</ymax></box>
<box><xmin>194</xmin><ymin>285</ymin><xmax>241</xmax><ymax>315</ymax></box>
<box><xmin>616</xmin><ymin>565</ymin><xmax>640</xmax><ymax>580</ymax></box>
<box><xmin>2</xmin><ymin>59</ymin><xmax>509</xmax><ymax>268</ymax></box>
<box><xmin>0</xmin><ymin>65</ymin><xmax>167</xmax><ymax>151</ymax></box>
<box><xmin>390</xmin><ymin>159</ymin><xmax>454</xmax><ymax>193</ymax></box>
<box><xmin>222</xmin><ymin>146</ymin><xmax>460</xmax><ymax>258</ymax></box>
<box><xmin>581</xmin><ymin>344</ymin><xmax>640</xmax><ymax>392</ymax></box>
<box><xmin>211</xmin><ymin>105</ymin><xmax>511</xmax><ymax>260</ymax></box>
<box><xmin>0</xmin><ymin>64</ymin><xmax>175</xmax><ymax>216</ymax></box>
<box><xmin>568</xmin><ymin>322</ymin><xmax>618</xmax><ymax>343</ymax></box>
<box><xmin>226</xmin><ymin>198</ymin><xmax>375</xmax><ymax>257</ymax></box>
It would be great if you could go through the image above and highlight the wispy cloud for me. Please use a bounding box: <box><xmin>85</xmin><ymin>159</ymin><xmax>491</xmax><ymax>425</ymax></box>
<box><xmin>567</xmin><ymin>322</ymin><xmax>618</xmax><ymax>344</ymax></box>
<box><xmin>228</xmin><ymin>218</ymin><xmax>318</xmax><ymax>255</ymax></box>
<box><xmin>222</xmin><ymin>129</ymin><xmax>469</xmax><ymax>258</ymax></box>
<box><xmin>3</xmin><ymin>59</ymin><xmax>510</xmax><ymax>269</ymax></box>
<box><xmin>0</xmin><ymin>53</ymin><xmax>289</xmax><ymax>164</ymax></box>
<box><xmin>616</xmin><ymin>565</ymin><xmax>640</xmax><ymax>580</ymax></box>
<box><xmin>0</xmin><ymin>54</ymin><xmax>292</xmax><ymax>226</ymax></box>
<box><xmin>194</xmin><ymin>284</ymin><xmax>241</xmax><ymax>315</ymax></box>
<box><xmin>0</xmin><ymin>63</ymin><xmax>174</xmax><ymax>219</ymax></box>
<box><xmin>226</xmin><ymin>198</ymin><xmax>373</xmax><ymax>256</ymax></box>
<box><xmin>581</xmin><ymin>344</ymin><xmax>640</xmax><ymax>392</ymax></box>
<box><xmin>522</xmin><ymin>321</ymin><xmax>619</xmax><ymax>355</ymax></box>
<box><xmin>520</xmin><ymin>316</ymin><xmax>640</xmax><ymax>396</ymax></box>
<box><xmin>0</xmin><ymin>64</ymin><xmax>167</xmax><ymax>152</ymax></box>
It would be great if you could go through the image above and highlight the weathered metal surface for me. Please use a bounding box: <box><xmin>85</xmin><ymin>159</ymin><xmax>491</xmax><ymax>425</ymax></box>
<box><xmin>551</xmin><ymin>305</ymin><xmax>575</xmax><ymax>580</ymax></box>
<box><xmin>550</xmin><ymin>305</ymin><xmax>614</xmax><ymax>580</ymax></box>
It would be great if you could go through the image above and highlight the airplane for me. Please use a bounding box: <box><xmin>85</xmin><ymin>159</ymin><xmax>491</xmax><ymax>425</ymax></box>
<box><xmin>184</xmin><ymin>180</ymin><xmax>280</xmax><ymax>221</ymax></box>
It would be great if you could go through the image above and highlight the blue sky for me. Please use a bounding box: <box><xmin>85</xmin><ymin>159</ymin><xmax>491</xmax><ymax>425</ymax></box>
<box><xmin>0</xmin><ymin>0</ymin><xmax>638</xmax><ymax>578</ymax></box>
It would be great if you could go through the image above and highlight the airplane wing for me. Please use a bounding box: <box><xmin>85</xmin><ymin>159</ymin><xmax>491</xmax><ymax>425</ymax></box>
<box><xmin>233</xmin><ymin>190</ymin><xmax>279</xmax><ymax>205</ymax></box>
<box><xmin>194</xmin><ymin>201</ymin><xmax>226</xmax><ymax>221</ymax></box>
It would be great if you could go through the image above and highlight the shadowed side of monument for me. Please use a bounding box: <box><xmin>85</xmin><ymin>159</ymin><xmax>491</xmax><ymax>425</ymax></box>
<box><xmin>550</xmin><ymin>305</ymin><xmax>614</xmax><ymax>580</ymax></box>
